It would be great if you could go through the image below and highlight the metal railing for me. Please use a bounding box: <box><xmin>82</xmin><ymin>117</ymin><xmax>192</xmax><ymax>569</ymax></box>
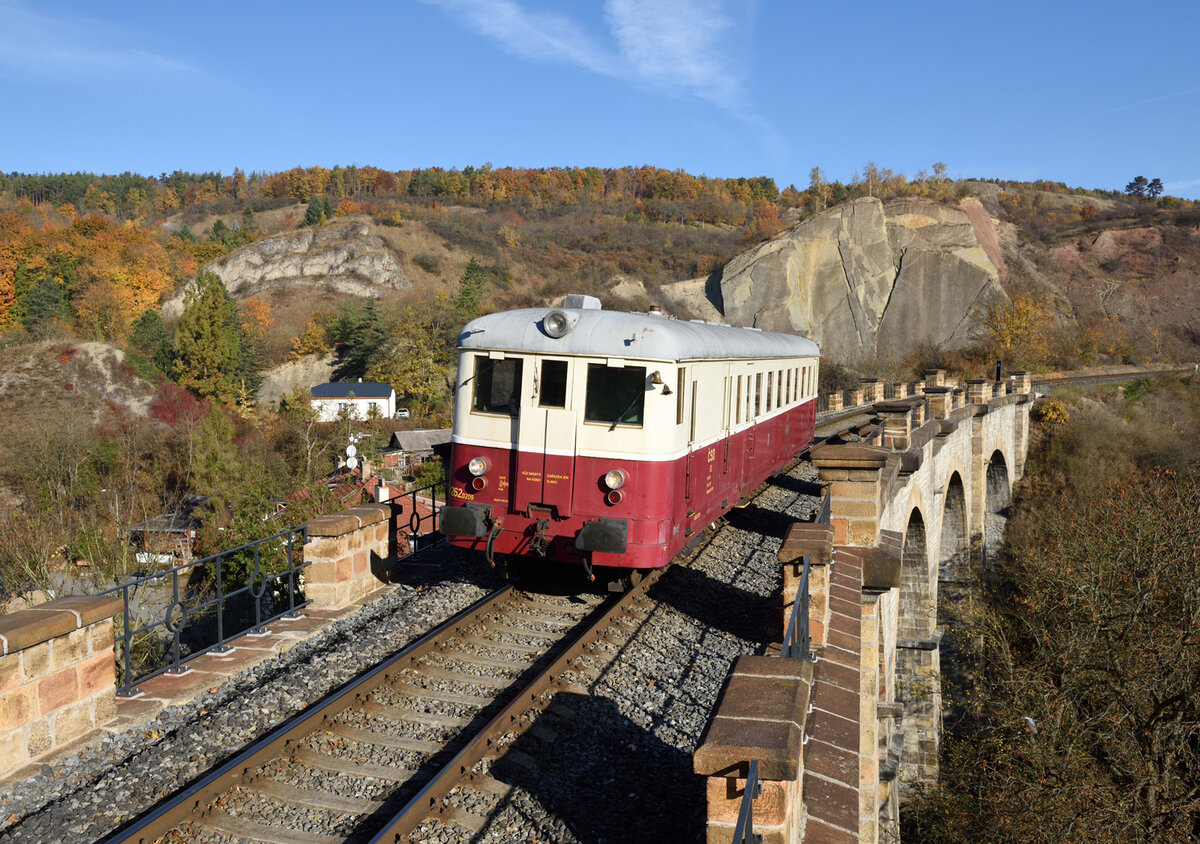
<box><xmin>782</xmin><ymin>489</ymin><xmax>830</xmax><ymax>661</ymax></box>
<box><xmin>100</xmin><ymin>525</ymin><xmax>308</xmax><ymax>697</ymax></box>
<box><xmin>732</xmin><ymin>759</ymin><xmax>764</xmax><ymax>844</ymax></box>
<box><xmin>96</xmin><ymin>478</ymin><xmax>452</xmax><ymax>696</ymax></box>
<box><xmin>782</xmin><ymin>556</ymin><xmax>812</xmax><ymax>660</ymax></box>
<box><xmin>385</xmin><ymin>478</ymin><xmax>447</xmax><ymax>558</ymax></box>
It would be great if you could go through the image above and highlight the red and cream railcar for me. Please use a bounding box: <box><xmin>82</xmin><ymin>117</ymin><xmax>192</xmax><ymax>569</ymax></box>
<box><xmin>439</xmin><ymin>296</ymin><xmax>820</xmax><ymax>571</ymax></box>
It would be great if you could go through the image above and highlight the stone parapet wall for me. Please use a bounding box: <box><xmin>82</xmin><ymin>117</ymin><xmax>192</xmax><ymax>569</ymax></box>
<box><xmin>304</xmin><ymin>504</ymin><xmax>395</xmax><ymax>610</ymax></box>
<box><xmin>0</xmin><ymin>595</ymin><xmax>122</xmax><ymax>778</ymax></box>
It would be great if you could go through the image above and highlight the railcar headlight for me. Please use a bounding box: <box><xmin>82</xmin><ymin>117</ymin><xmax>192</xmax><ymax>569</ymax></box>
<box><xmin>468</xmin><ymin>456</ymin><xmax>490</xmax><ymax>477</ymax></box>
<box><xmin>603</xmin><ymin>469</ymin><xmax>627</xmax><ymax>490</ymax></box>
<box><xmin>543</xmin><ymin>309</ymin><xmax>572</xmax><ymax>338</ymax></box>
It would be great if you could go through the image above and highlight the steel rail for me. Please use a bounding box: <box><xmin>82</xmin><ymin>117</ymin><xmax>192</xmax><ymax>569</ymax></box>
<box><xmin>99</xmin><ymin>584</ymin><xmax>515</xmax><ymax>844</ymax></box>
<box><xmin>370</xmin><ymin>564</ymin><xmax>669</xmax><ymax>843</ymax></box>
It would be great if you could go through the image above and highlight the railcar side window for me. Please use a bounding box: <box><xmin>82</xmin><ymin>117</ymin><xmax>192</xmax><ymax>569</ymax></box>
<box><xmin>766</xmin><ymin>372</ymin><xmax>773</xmax><ymax>411</ymax></box>
<box><xmin>736</xmin><ymin>376</ymin><xmax>743</xmax><ymax>424</ymax></box>
<box><xmin>472</xmin><ymin>355</ymin><xmax>523</xmax><ymax>416</ymax></box>
<box><xmin>676</xmin><ymin>368</ymin><xmax>686</xmax><ymax>425</ymax></box>
<box><xmin>754</xmin><ymin>373</ymin><xmax>762</xmax><ymax>417</ymax></box>
<box><xmin>584</xmin><ymin>364</ymin><xmax>646</xmax><ymax>427</ymax></box>
<box><xmin>539</xmin><ymin>360</ymin><xmax>568</xmax><ymax>408</ymax></box>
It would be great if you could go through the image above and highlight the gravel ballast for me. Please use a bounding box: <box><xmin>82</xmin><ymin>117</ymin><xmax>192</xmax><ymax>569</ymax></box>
<box><xmin>0</xmin><ymin>555</ymin><xmax>498</xmax><ymax>843</ymax></box>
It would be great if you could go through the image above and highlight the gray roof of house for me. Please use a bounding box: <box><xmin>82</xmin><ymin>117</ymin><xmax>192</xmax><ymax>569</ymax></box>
<box><xmin>457</xmin><ymin>306</ymin><xmax>819</xmax><ymax>362</ymax></box>
<box><xmin>311</xmin><ymin>382</ymin><xmax>394</xmax><ymax>399</ymax></box>
<box><xmin>386</xmin><ymin>428</ymin><xmax>452</xmax><ymax>453</ymax></box>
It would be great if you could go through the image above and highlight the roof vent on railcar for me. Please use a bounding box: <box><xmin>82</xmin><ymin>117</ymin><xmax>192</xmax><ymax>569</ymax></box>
<box><xmin>563</xmin><ymin>294</ymin><xmax>601</xmax><ymax>310</ymax></box>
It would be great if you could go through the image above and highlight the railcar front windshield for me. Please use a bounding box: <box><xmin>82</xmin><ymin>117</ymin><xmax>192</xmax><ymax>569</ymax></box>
<box><xmin>471</xmin><ymin>355</ymin><xmax>523</xmax><ymax>416</ymax></box>
<box><xmin>584</xmin><ymin>364</ymin><xmax>646</xmax><ymax>427</ymax></box>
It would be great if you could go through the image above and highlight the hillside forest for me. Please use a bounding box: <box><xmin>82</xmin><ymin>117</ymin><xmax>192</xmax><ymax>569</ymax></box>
<box><xmin>0</xmin><ymin>163</ymin><xmax>1195</xmax><ymax>601</ymax></box>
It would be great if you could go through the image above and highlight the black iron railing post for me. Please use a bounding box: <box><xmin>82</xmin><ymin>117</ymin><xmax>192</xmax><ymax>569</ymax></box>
<box><xmin>732</xmin><ymin>759</ymin><xmax>763</xmax><ymax>844</ymax></box>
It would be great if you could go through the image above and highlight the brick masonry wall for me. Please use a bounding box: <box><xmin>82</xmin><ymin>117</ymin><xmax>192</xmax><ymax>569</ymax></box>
<box><xmin>0</xmin><ymin>596</ymin><xmax>122</xmax><ymax>778</ymax></box>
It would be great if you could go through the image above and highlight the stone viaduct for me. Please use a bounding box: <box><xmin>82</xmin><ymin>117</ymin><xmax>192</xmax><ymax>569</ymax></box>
<box><xmin>696</xmin><ymin>371</ymin><xmax>1034</xmax><ymax>843</ymax></box>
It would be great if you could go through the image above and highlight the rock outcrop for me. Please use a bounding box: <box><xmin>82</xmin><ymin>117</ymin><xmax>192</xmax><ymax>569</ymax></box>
<box><xmin>719</xmin><ymin>197</ymin><xmax>1007</xmax><ymax>360</ymax></box>
<box><xmin>164</xmin><ymin>221</ymin><xmax>410</xmax><ymax>316</ymax></box>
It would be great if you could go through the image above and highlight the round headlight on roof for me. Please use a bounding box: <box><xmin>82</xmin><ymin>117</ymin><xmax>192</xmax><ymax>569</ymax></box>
<box><xmin>543</xmin><ymin>309</ymin><xmax>572</xmax><ymax>338</ymax></box>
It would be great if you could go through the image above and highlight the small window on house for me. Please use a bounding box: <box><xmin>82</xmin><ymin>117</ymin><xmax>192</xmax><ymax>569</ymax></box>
<box><xmin>585</xmin><ymin>364</ymin><xmax>646</xmax><ymax>427</ymax></box>
<box><xmin>539</xmin><ymin>360</ymin><xmax>568</xmax><ymax>408</ymax></box>
<box><xmin>472</xmin><ymin>355</ymin><xmax>523</xmax><ymax>416</ymax></box>
<box><xmin>677</xmin><ymin>367</ymin><xmax>686</xmax><ymax>425</ymax></box>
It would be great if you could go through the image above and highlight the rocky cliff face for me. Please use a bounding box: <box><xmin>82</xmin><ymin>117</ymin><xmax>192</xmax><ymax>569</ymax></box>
<box><xmin>164</xmin><ymin>221</ymin><xmax>410</xmax><ymax>317</ymax></box>
<box><xmin>719</xmin><ymin>197</ymin><xmax>1007</xmax><ymax>360</ymax></box>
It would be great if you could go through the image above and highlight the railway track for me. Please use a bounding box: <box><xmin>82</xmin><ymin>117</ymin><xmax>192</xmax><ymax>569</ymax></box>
<box><xmin>101</xmin><ymin>565</ymin><xmax>676</xmax><ymax>844</ymax></box>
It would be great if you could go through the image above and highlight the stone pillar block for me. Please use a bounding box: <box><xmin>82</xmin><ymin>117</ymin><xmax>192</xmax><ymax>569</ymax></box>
<box><xmin>0</xmin><ymin>595</ymin><xmax>121</xmax><ymax>779</ymax></box>
<box><xmin>811</xmin><ymin>445</ymin><xmax>890</xmax><ymax>550</ymax></box>
<box><xmin>924</xmin><ymin>386</ymin><xmax>954</xmax><ymax>420</ymax></box>
<box><xmin>892</xmin><ymin>382</ymin><xmax>908</xmax><ymax>399</ymax></box>
<box><xmin>1011</xmin><ymin>370</ymin><xmax>1032</xmax><ymax>395</ymax></box>
<box><xmin>826</xmin><ymin>392</ymin><xmax>843</xmax><ymax>411</ymax></box>
<box><xmin>965</xmin><ymin>379</ymin><xmax>991</xmax><ymax>405</ymax></box>
<box><xmin>847</xmin><ymin>388</ymin><xmax>864</xmax><ymax>408</ymax></box>
<box><xmin>860</xmin><ymin>379</ymin><xmax>883</xmax><ymax>404</ymax></box>
<box><xmin>304</xmin><ymin>504</ymin><xmax>395</xmax><ymax>610</ymax></box>
<box><xmin>695</xmin><ymin>657</ymin><xmax>812</xmax><ymax>844</ymax></box>
<box><xmin>779</xmin><ymin>523</ymin><xmax>834</xmax><ymax>648</ymax></box>
<box><xmin>874</xmin><ymin>402</ymin><xmax>913</xmax><ymax>451</ymax></box>
<box><xmin>923</xmin><ymin>369</ymin><xmax>945</xmax><ymax>387</ymax></box>
<box><xmin>912</xmin><ymin>401</ymin><xmax>925</xmax><ymax>428</ymax></box>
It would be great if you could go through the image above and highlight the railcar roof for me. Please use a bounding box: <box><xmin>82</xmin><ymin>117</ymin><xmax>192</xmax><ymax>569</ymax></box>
<box><xmin>457</xmin><ymin>307</ymin><xmax>819</xmax><ymax>361</ymax></box>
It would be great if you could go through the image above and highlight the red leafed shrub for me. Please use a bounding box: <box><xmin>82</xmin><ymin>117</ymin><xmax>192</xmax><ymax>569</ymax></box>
<box><xmin>150</xmin><ymin>382</ymin><xmax>209</xmax><ymax>428</ymax></box>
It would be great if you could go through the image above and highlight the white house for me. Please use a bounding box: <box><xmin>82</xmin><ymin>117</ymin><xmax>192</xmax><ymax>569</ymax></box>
<box><xmin>309</xmin><ymin>381</ymin><xmax>397</xmax><ymax>422</ymax></box>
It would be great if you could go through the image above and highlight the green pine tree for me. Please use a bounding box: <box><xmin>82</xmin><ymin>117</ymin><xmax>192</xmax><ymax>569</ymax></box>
<box><xmin>174</xmin><ymin>270</ymin><xmax>245</xmax><ymax>404</ymax></box>
<box><xmin>303</xmin><ymin>196</ymin><xmax>323</xmax><ymax>226</ymax></box>
<box><xmin>129</xmin><ymin>308</ymin><xmax>175</xmax><ymax>376</ymax></box>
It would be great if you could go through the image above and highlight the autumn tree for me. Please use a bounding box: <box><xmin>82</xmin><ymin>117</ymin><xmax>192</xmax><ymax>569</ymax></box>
<box><xmin>980</xmin><ymin>291</ymin><xmax>1053</xmax><ymax>368</ymax></box>
<box><xmin>174</xmin><ymin>270</ymin><xmax>247</xmax><ymax>404</ymax></box>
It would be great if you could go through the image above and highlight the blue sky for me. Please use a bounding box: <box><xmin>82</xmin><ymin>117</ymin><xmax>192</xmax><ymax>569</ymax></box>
<box><xmin>1</xmin><ymin>0</ymin><xmax>1198</xmax><ymax>198</ymax></box>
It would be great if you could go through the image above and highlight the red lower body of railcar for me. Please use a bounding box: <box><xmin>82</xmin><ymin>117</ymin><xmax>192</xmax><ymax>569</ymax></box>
<box><xmin>444</xmin><ymin>400</ymin><xmax>815</xmax><ymax>569</ymax></box>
